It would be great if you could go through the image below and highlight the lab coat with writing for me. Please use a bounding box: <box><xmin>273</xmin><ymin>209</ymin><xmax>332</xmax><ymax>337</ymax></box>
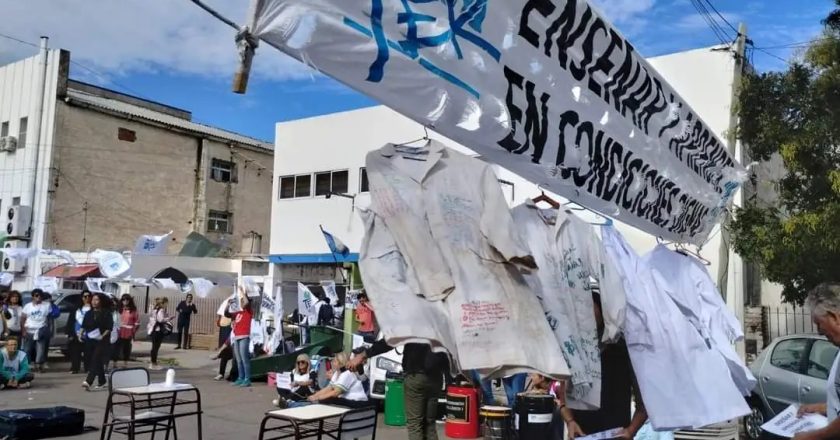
<box><xmin>512</xmin><ymin>201</ymin><xmax>627</xmax><ymax>409</ymax></box>
<box><xmin>601</xmin><ymin>226</ymin><xmax>749</xmax><ymax>430</ymax></box>
<box><xmin>364</xmin><ymin>141</ymin><xmax>569</xmax><ymax>378</ymax></box>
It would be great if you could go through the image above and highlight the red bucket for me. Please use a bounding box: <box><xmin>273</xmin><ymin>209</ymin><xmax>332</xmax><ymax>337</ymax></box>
<box><xmin>445</xmin><ymin>384</ymin><xmax>480</xmax><ymax>439</ymax></box>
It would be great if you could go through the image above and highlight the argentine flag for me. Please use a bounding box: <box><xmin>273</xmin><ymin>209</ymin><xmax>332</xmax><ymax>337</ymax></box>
<box><xmin>320</xmin><ymin>226</ymin><xmax>349</xmax><ymax>256</ymax></box>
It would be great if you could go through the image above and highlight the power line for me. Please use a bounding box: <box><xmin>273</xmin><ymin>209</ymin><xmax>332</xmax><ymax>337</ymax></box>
<box><xmin>755</xmin><ymin>38</ymin><xmax>830</xmax><ymax>50</ymax></box>
<box><xmin>702</xmin><ymin>0</ymin><xmax>740</xmax><ymax>36</ymax></box>
<box><xmin>753</xmin><ymin>46</ymin><xmax>793</xmax><ymax>66</ymax></box>
<box><xmin>0</xmin><ymin>31</ymin><xmax>149</xmax><ymax>100</ymax></box>
<box><xmin>689</xmin><ymin>0</ymin><xmax>732</xmax><ymax>46</ymax></box>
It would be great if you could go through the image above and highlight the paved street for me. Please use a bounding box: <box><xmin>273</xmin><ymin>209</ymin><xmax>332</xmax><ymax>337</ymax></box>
<box><xmin>0</xmin><ymin>343</ymin><xmax>444</xmax><ymax>439</ymax></box>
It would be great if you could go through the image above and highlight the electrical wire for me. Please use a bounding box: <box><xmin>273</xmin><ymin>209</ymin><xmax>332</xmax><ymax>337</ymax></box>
<box><xmin>0</xmin><ymin>31</ymin><xmax>150</xmax><ymax>100</ymax></box>
<box><xmin>702</xmin><ymin>0</ymin><xmax>740</xmax><ymax>36</ymax></box>
<box><xmin>689</xmin><ymin>0</ymin><xmax>733</xmax><ymax>46</ymax></box>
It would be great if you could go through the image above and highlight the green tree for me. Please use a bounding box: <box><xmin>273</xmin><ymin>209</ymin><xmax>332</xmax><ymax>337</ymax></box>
<box><xmin>732</xmin><ymin>16</ymin><xmax>840</xmax><ymax>303</ymax></box>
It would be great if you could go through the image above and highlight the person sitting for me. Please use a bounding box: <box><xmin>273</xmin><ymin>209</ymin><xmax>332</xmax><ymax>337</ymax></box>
<box><xmin>1</xmin><ymin>338</ymin><xmax>33</xmax><ymax>390</ymax></box>
<box><xmin>273</xmin><ymin>353</ymin><xmax>319</xmax><ymax>407</ymax></box>
<box><xmin>287</xmin><ymin>351</ymin><xmax>370</xmax><ymax>409</ymax></box>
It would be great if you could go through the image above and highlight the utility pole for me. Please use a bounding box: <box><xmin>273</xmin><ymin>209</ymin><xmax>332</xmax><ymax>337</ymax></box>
<box><xmin>82</xmin><ymin>201</ymin><xmax>88</xmax><ymax>251</ymax></box>
<box><xmin>25</xmin><ymin>37</ymin><xmax>50</xmax><ymax>288</ymax></box>
<box><xmin>718</xmin><ymin>23</ymin><xmax>748</xmax><ymax>360</ymax></box>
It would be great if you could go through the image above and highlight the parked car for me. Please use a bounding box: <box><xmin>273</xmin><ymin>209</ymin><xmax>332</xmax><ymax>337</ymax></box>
<box><xmin>368</xmin><ymin>346</ymin><xmax>404</xmax><ymax>400</ymax></box>
<box><xmin>745</xmin><ymin>334</ymin><xmax>838</xmax><ymax>439</ymax></box>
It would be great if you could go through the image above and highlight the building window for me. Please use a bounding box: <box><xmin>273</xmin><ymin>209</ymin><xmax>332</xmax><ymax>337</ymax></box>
<box><xmin>0</xmin><ymin>121</ymin><xmax>8</xmax><ymax>137</ymax></box>
<box><xmin>279</xmin><ymin>174</ymin><xmax>312</xmax><ymax>199</ymax></box>
<box><xmin>17</xmin><ymin>117</ymin><xmax>27</xmax><ymax>148</ymax></box>
<box><xmin>211</xmin><ymin>158</ymin><xmax>238</xmax><ymax>183</ymax></box>
<box><xmin>314</xmin><ymin>170</ymin><xmax>350</xmax><ymax>196</ymax></box>
<box><xmin>207</xmin><ymin>210</ymin><xmax>232</xmax><ymax>234</ymax></box>
<box><xmin>117</xmin><ymin>127</ymin><xmax>136</xmax><ymax>142</ymax></box>
<box><xmin>360</xmin><ymin>168</ymin><xmax>369</xmax><ymax>193</ymax></box>
<box><xmin>12</xmin><ymin>197</ymin><xmax>20</xmax><ymax>206</ymax></box>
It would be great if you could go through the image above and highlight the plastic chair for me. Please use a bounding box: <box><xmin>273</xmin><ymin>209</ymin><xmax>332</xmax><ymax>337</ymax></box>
<box><xmin>103</xmin><ymin>368</ymin><xmax>178</xmax><ymax>440</ymax></box>
<box><xmin>337</xmin><ymin>407</ymin><xmax>378</xmax><ymax>440</ymax></box>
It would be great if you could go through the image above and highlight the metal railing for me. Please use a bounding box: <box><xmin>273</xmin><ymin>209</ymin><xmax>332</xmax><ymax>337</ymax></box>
<box><xmin>764</xmin><ymin>305</ymin><xmax>817</xmax><ymax>343</ymax></box>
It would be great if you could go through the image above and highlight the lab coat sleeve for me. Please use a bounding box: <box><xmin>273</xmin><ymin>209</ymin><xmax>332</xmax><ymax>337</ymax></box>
<box><xmin>478</xmin><ymin>166</ymin><xmax>536</xmax><ymax>270</ymax></box>
<box><xmin>587</xmin><ymin>230</ymin><xmax>626</xmax><ymax>342</ymax></box>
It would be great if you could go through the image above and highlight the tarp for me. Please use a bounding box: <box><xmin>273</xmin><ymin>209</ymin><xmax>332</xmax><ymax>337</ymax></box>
<box><xmin>249</xmin><ymin>0</ymin><xmax>745</xmax><ymax>244</ymax></box>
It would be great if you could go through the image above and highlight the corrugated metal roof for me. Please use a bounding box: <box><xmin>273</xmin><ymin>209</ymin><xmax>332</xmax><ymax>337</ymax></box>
<box><xmin>66</xmin><ymin>89</ymin><xmax>273</xmax><ymax>151</ymax></box>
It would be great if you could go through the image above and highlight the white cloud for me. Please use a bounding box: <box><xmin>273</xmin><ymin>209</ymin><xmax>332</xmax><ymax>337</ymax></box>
<box><xmin>676</xmin><ymin>11</ymin><xmax>742</xmax><ymax>32</ymax></box>
<box><xmin>0</xmin><ymin>0</ymin><xmax>315</xmax><ymax>81</ymax></box>
<box><xmin>590</xmin><ymin>0</ymin><xmax>657</xmax><ymax>37</ymax></box>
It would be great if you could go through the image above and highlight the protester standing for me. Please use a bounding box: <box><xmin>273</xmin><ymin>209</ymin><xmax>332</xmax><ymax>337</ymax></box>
<box><xmin>793</xmin><ymin>283</ymin><xmax>840</xmax><ymax>440</ymax></box>
<box><xmin>175</xmin><ymin>294</ymin><xmax>198</xmax><ymax>349</ymax></box>
<box><xmin>20</xmin><ymin>289</ymin><xmax>51</xmax><ymax>373</ymax></box>
<box><xmin>65</xmin><ymin>290</ymin><xmax>92</xmax><ymax>374</ymax></box>
<box><xmin>81</xmin><ymin>293</ymin><xmax>113</xmax><ymax>390</ymax></box>
<box><xmin>559</xmin><ymin>293</ymin><xmax>647</xmax><ymax>439</ymax></box>
<box><xmin>355</xmin><ymin>292</ymin><xmax>377</xmax><ymax>342</ymax></box>
<box><xmin>108</xmin><ymin>297</ymin><xmax>121</xmax><ymax>371</ymax></box>
<box><xmin>230</xmin><ymin>287</ymin><xmax>253</xmax><ymax>387</ymax></box>
<box><xmin>0</xmin><ymin>337</ymin><xmax>33</xmax><ymax>390</ymax></box>
<box><xmin>2</xmin><ymin>291</ymin><xmax>22</xmax><ymax>339</ymax></box>
<box><xmin>146</xmin><ymin>297</ymin><xmax>174</xmax><ymax>370</ymax></box>
<box><xmin>115</xmin><ymin>295</ymin><xmax>139</xmax><ymax>368</ymax></box>
<box><xmin>403</xmin><ymin>343</ymin><xmax>449</xmax><ymax>440</ymax></box>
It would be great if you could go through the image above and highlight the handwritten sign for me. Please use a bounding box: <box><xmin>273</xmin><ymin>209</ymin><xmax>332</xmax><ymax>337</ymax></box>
<box><xmin>761</xmin><ymin>405</ymin><xmax>828</xmax><ymax>438</ymax></box>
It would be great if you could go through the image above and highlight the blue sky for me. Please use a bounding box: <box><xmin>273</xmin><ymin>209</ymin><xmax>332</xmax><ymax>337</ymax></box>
<box><xmin>0</xmin><ymin>0</ymin><xmax>833</xmax><ymax>142</ymax></box>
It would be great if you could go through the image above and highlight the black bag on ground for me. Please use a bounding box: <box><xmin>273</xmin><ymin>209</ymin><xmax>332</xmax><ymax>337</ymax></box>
<box><xmin>0</xmin><ymin>406</ymin><xmax>85</xmax><ymax>439</ymax></box>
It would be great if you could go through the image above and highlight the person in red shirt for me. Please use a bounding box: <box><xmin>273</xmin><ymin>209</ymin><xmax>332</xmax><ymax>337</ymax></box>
<box><xmin>230</xmin><ymin>287</ymin><xmax>253</xmax><ymax>387</ymax></box>
<box><xmin>354</xmin><ymin>292</ymin><xmax>376</xmax><ymax>342</ymax></box>
<box><xmin>115</xmin><ymin>294</ymin><xmax>140</xmax><ymax>369</ymax></box>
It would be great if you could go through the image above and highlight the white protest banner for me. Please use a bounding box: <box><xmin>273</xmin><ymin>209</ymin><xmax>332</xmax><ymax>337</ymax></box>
<box><xmin>251</xmin><ymin>0</ymin><xmax>746</xmax><ymax>244</ymax></box>
<box><xmin>321</xmin><ymin>280</ymin><xmax>339</xmax><ymax>305</ymax></box>
<box><xmin>134</xmin><ymin>231</ymin><xmax>173</xmax><ymax>255</ymax></box>
<box><xmin>92</xmin><ymin>249</ymin><xmax>130</xmax><ymax>278</ymax></box>
<box><xmin>34</xmin><ymin>276</ymin><xmax>60</xmax><ymax>294</ymax></box>
<box><xmin>297</xmin><ymin>282</ymin><xmax>317</xmax><ymax>324</ymax></box>
<box><xmin>761</xmin><ymin>405</ymin><xmax>828</xmax><ymax>438</ymax></box>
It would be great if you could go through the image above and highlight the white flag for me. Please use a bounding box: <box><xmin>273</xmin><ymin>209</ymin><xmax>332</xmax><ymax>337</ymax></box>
<box><xmin>297</xmin><ymin>282</ymin><xmax>317</xmax><ymax>324</ymax></box>
<box><xmin>1</xmin><ymin>248</ymin><xmax>37</xmax><ymax>260</ymax></box>
<box><xmin>242</xmin><ymin>276</ymin><xmax>263</xmax><ymax>297</ymax></box>
<box><xmin>86</xmin><ymin>278</ymin><xmax>106</xmax><ymax>293</ymax></box>
<box><xmin>190</xmin><ymin>278</ymin><xmax>215</xmax><ymax>299</ymax></box>
<box><xmin>151</xmin><ymin>278</ymin><xmax>178</xmax><ymax>291</ymax></box>
<box><xmin>321</xmin><ymin>280</ymin><xmax>339</xmax><ymax>305</ymax></box>
<box><xmin>133</xmin><ymin>231</ymin><xmax>173</xmax><ymax>255</ymax></box>
<box><xmin>92</xmin><ymin>249</ymin><xmax>130</xmax><ymax>278</ymax></box>
<box><xmin>34</xmin><ymin>276</ymin><xmax>60</xmax><ymax>293</ymax></box>
<box><xmin>0</xmin><ymin>272</ymin><xmax>14</xmax><ymax>286</ymax></box>
<box><xmin>41</xmin><ymin>249</ymin><xmax>77</xmax><ymax>266</ymax></box>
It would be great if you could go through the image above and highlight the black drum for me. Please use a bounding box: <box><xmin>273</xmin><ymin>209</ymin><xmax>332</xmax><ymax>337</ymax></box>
<box><xmin>514</xmin><ymin>393</ymin><xmax>555</xmax><ymax>439</ymax></box>
<box><xmin>481</xmin><ymin>406</ymin><xmax>514</xmax><ymax>440</ymax></box>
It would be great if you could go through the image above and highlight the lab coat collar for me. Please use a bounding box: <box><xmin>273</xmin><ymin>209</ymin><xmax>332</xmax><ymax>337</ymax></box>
<box><xmin>378</xmin><ymin>139</ymin><xmax>446</xmax><ymax>184</ymax></box>
<box><xmin>524</xmin><ymin>199</ymin><xmax>558</xmax><ymax>226</ymax></box>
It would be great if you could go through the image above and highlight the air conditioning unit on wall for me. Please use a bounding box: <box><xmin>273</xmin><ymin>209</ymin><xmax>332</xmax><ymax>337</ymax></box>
<box><xmin>1</xmin><ymin>252</ymin><xmax>26</xmax><ymax>273</ymax></box>
<box><xmin>0</xmin><ymin>136</ymin><xmax>18</xmax><ymax>152</ymax></box>
<box><xmin>6</xmin><ymin>205</ymin><xmax>32</xmax><ymax>238</ymax></box>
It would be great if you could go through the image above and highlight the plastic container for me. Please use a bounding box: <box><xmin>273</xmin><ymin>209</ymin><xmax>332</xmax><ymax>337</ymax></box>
<box><xmin>445</xmin><ymin>384</ymin><xmax>480</xmax><ymax>439</ymax></box>
<box><xmin>384</xmin><ymin>372</ymin><xmax>406</xmax><ymax>426</ymax></box>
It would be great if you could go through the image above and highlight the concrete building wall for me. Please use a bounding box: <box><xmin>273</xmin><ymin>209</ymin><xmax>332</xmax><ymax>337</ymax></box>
<box><xmin>47</xmin><ymin>103</ymin><xmax>275</xmax><ymax>254</ymax></box>
<box><xmin>48</xmin><ymin>101</ymin><xmax>197</xmax><ymax>251</ymax></box>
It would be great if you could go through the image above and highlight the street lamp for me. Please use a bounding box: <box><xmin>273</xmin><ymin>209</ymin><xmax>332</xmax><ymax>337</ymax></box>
<box><xmin>325</xmin><ymin>191</ymin><xmax>356</xmax><ymax>211</ymax></box>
